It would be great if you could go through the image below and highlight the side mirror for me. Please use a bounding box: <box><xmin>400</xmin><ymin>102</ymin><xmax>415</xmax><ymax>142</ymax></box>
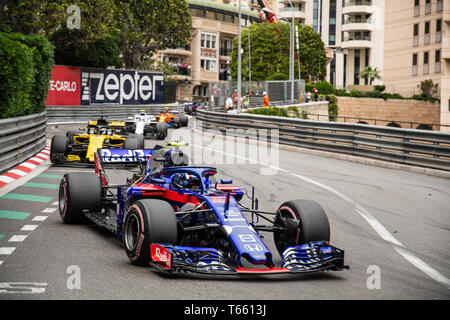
<box><xmin>150</xmin><ymin>178</ymin><xmax>165</xmax><ymax>184</ymax></box>
<box><xmin>220</xmin><ymin>179</ymin><xmax>233</xmax><ymax>184</ymax></box>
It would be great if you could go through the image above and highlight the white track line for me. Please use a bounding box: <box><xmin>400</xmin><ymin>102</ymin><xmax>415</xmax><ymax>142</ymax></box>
<box><xmin>8</xmin><ymin>235</ymin><xmax>28</xmax><ymax>242</ymax></box>
<box><xmin>21</xmin><ymin>225</ymin><xmax>38</xmax><ymax>231</ymax></box>
<box><xmin>42</xmin><ymin>208</ymin><xmax>57</xmax><ymax>213</ymax></box>
<box><xmin>193</xmin><ymin>138</ymin><xmax>450</xmax><ymax>290</ymax></box>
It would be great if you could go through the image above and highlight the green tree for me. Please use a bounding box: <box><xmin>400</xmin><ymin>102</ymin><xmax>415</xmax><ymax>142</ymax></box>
<box><xmin>358</xmin><ymin>66</ymin><xmax>382</xmax><ymax>85</ymax></box>
<box><xmin>230</xmin><ymin>22</ymin><xmax>326</xmax><ymax>82</ymax></box>
<box><xmin>417</xmin><ymin>79</ymin><xmax>439</xmax><ymax>99</ymax></box>
<box><xmin>115</xmin><ymin>0</ymin><xmax>192</xmax><ymax>69</ymax></box>
<box><xmin>50</xmin><ymin>27</ymin><xmax>121</xmax><ymax>68</ymax></box>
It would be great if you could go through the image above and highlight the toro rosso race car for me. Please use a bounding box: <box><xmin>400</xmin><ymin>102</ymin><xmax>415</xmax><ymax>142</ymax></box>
<box><xmin>58</xmin><ymin>144</ymin><xmax>347</xmax><ymax>275</ymax></box>
<box><xmin>50</xmin><ymin>117</ymin><xmax>144</xmax><ymax>164</ymax></box>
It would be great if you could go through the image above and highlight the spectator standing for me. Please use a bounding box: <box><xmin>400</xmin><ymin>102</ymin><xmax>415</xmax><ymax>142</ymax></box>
<box><xmin>313</xmin><ymin>88</ymin><xmax>318</xmax><ymax>102</ymax></box>
<box><xmin>306</xmin><ymin>91</ymin><xmax>311</xmax><ymax>102</ymax></box>
<box><xmin>225</xmin><ymin>96</ymin><xmax>233</xmax><ymax>112</ymax></box>
<box><xmin>263</xmin><ymin>91</ymin><xmax>270</xmax><ymax>107</ymax></box>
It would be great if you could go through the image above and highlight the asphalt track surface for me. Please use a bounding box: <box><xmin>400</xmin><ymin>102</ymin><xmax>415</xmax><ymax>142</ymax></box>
<box><xmin>0</xmin><ymin>119</ymin><xmax>449</xmax><ymax>300</ymax></box>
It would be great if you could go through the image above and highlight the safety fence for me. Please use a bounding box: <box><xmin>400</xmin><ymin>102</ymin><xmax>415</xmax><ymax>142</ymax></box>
<box><xmin>46</xmin><ymin>104</ymin><xmax>184</xmax><ymax>124</ymax></box>
<box><xmin>196</xmin><ymin>109</ymin><xmax>450</xmax><ymax>171</ymax></box>
<box><xmin>0</xmin><ymin>112</ymin><xmax>47</xmax><ymax>173</ymax></box>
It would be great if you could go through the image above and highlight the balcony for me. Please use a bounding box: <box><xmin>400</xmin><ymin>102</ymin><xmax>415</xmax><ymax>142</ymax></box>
<box><xmin>342</xmin><ymin>18</ymin><xmax>373</xmax><ymax>32</ymax></box>
<box><xmin>278</xmin><ymin>6</ymin><xmax>307</xmax><ymax>21</ymax></box>
<box><xmin>162</xmin><ymin>47</ymin><xmax>192</xmax><ymax>56</ymax></box>
<box><xmin>342</xmin><ymin>1</ymin><xmax>374</xmax><ymax>15</ymax></box>
<box><xmin>341</xmin><ymin>36</ymin><xmax>373</xmax><ymax>49</ymax></box>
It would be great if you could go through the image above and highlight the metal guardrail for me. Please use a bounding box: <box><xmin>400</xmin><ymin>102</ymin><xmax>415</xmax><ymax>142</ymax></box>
<box><xmin>196</xmin><ymin>109</ymin><xmax>450</xmax><ymax>171</ymax></box>
<box><xmin>46</xmin><ymin>104</ymin><xmax>184</xmax><ymax>123</ymax></box>
<box><xmin>0</xmin><ymin>112</ymin><xmax>47</xmax><ymax>173</ymax></box>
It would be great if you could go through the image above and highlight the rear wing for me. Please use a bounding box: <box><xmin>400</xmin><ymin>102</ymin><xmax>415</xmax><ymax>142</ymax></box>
<box><xmin>97</xmin><ymin>148</ymin><xmax>154</xmax><ymax>163</ymax></box>
<box><xmin>94</xmin><ymin>148</ymin><xmax>155</xmax><ymax>186</ymax></box>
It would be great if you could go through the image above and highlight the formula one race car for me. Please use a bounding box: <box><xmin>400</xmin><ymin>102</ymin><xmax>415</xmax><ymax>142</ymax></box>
<box><xmin>157</xmin><ymin>107</ymin><xmax>188</xmax><ymax>128</ymax></box>
<box><xmin>50</xmin><ymin>117</ymin><xmax>144</xmax><ymax>164</ymax></box>
<box><xmin>184</xmin><ymin>102</ymin><xmax>203</xmax><ymax>116</ymax></box>
<box><xmin>58</xmin><ymin>143</ymin><xmax>347</xmax><ymax>276</ymax></box>
<box><xmin>124</xmin><ymin>111</ymin><xmax>168</xmax><ymax>140</ymax></box>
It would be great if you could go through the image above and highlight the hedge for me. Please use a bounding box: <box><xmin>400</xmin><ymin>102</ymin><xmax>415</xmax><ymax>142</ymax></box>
<box><xmin>0</xmin><ymin>32</ymin><xmax>54</xmax><ymax>119</ymax></box>
<box><xmin>0</xmin><ymin>33</ymin><xmax>35</xmax><ymax>118</ymax></box>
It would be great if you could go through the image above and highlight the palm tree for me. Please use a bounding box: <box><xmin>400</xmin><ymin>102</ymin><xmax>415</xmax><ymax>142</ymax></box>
<box><xmin>359</xmin><ymin>66</ymin><xmax>382</xmax><ymax>85</ymax></box>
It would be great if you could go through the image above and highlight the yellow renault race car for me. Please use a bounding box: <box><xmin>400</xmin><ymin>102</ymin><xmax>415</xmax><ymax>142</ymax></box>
<box><xmin>50</xmin><ymin>117</ymin><xmax>144</xmax><ymax>164</ymax></box>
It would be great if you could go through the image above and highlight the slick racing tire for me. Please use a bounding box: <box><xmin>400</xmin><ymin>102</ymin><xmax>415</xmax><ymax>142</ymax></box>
<box><xmin>123</xmin><ymin>199</ymin><xmax>178</xmax><ymax>266</ymax></box>
<box><xmin>128</xmin><ymin>134</ymin><xmax>144</xmax><ymax>148</ymax></box>
<box><xmin>124</xmin><ymin>138</ymin><xmax>139</xmax><ymax>150</ymax></box>
<box><xmin>173</xmin><ymin>116</ymin><xmax>181</xmax><ymax>128</ymax></box>
<box><xmin>180</xmin><ymin>115</ymin><xmax>188</xmax><ymax>127</ymax></box>
<box><xmin>59</xmin><ymin>173</ymin><xmax>102</xmax><ymax>224</ymax></box>
<box><xmin>156</xmin><ymin>122</ymin><xmax>168</xmax><ymax>140</ymax></box>
<box><xmin>273</xmin><ymin>199</ymin><xmax>330</xmax><ymax>256</ymax></box>
<box><xmin>50</xmin><ymin>135</ymin><xmax>69</xmax><ymax>164</ymax></box>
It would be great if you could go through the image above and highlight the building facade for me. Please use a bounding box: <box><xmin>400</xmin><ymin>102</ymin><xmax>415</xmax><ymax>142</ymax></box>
<box><xmin>383</xmin><ymin>0</ymin><xmax>449</xmax><ymax>130</ymax></box>
<box><xmin>276</xmin><ymin>0</ymin><xmax>385</xmax><ymax>89</ymax></box>
<box><xmin>155</xmin><ymin>0</ymin><xmax>260</xmax><ymax>103</ymax></box>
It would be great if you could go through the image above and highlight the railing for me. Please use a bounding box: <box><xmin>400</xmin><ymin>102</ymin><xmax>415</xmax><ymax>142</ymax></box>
<box><xmin>196</xmin><ymin>109</ymin><xmax>450</xmax><ymax>171</ymax></box>
<box><xmin>0</xmin><ymin>112</ymin><xmax>47</xmax><ymax>173</ymax></box>
<box><xmin>46</xmin><ymin>104</ymin><xmax>184</xmax><ymax>124</ymax></box>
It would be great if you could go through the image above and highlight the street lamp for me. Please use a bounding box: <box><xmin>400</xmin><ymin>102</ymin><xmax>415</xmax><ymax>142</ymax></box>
<box><xmin>237</xmin><ymin>0</ymin><xmax>242</xmax><ymax>113</ymax></box>
<box><xmin>288</xmin><ymin>0</ymin><xmax>294</xmax><ymax>104</ymax></box>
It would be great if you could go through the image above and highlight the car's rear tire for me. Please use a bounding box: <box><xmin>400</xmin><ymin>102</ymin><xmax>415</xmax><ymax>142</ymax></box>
<box><xmin>156</xmin><ymin>122</ymin><xmax>167</xmax><ymax>140</ymax></box>
<box><xmin>273</xmin><ymin>199</ymin><xmax>330</xmax><ymax>256</ymax></box>
<box><xmin>59</xmin><ymin>173</ymin><xmax>102</xmax><ymax>224</ymax></box>
<box><xmin>180</xmin><ymin>115</ymin><xmax>188</xmax><ymax>127</ymax></box>
<box><xmin>124</xmin><ymin>138</ymin><xmax>139</xmax><ymax>149</ymax></box>
<box><xmin>173</xmin><ymin>116</ymin><xmax>181</xmax><ymax>128</ymax></box>
<box><xmin>123</xmin><ymin>199</ymin><xmax>178</xmax><ymax>266</ymax></box>
<box><xmin>128</xmin><ymin>134</ymin><xmax>144</xmax><ymax>148</ymax></box>
<box><xmin>50</xmin><ymin>135</ymin><xmax>69</xmax><ymax>163</ymax></box>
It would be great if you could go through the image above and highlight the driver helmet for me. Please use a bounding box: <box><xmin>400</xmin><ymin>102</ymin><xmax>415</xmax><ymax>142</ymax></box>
<box><xmin>172</xmin><ymin>173</ymin><xmax>201</xmax><ymax>190</ymax></box>
<box><xmin>99</xmin><ymin>127</ymin><xmax>108</xmax><ymax>135</ymax></box>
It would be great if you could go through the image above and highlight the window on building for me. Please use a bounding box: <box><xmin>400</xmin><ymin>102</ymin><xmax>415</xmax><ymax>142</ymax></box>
<box><xmin>201</xmin><ymin>33</ymin><xmax>217</xmax><ymax>50</ymax></box>
<box><xmin>424</xmin><ymin>51</ymin><xmax>429</xmax><ymax>64</ymax></box>
<box><xmin>435</xmin><ymin>49</ymin><xmax>441</xmax><ymax>73</ymax></box>
<box><xmin>424</xmin><ymin>21</ymin><xmax>430</xmax><ymax>44</ymax></box>
<box><xmin>414</xmin><ymin>24</ymin><xmax>419</xmax><ymax>36</ymax></box>
<box><xmin>201</xmin><ymin>58</ymin><xmax>216</xmax><ymax>72</ymax></box>
<box><xmin>412</xmin><ymin>53</ymin><xmax>418</xmax><ymax>76</ymax></box>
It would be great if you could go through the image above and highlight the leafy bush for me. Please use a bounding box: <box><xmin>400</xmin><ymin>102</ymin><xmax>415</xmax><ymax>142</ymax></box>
<box><xmin>0</xmin><ymin>33</ymin><xmax>35</xmax><ymax>118</ymax></box>
<box><xmin>327</xmin><ymin>94</ymin><xmax>338</xmax><ymax>122</ymax></box>
<box><xmin>286</xmin><ymin>106</ymin><xmax>300</xmax><ymax>117</ymax></box>
<box><xmin>268</xmin><ymin>72</ymin><xmax>288</xmax><ymax>81</ymax></box>
<box><xmin>244</xmin><ymin>107</ymin><xmax>289</xmax><ymax>117</ymax></box>
<box><xmin>305</xmin><ymin>81</ymin><xmax>335</xmax><ymax>95</ymax></box>
<box><xmin>51</xmin><ymin>28</ymin><xmax>121</xmax><ymax>69</ymax></box>
<box><xmin>301</xmin><ymin>109</ymin><xmax>309</xmax><ymax>119</ymax></box>
<box><xmin>417</xmin><ymin>79</ymin><xmax>438</xmax><ymax>99</ymax></box>
<box><xmin>0</xmin><ymin>32</ymin><xmax>54</xmax><ymax>118</ymax></box>
<box><xmin>6</xmin><ymin>32</ymin><xmax>54</xmax><ymax>114</ymax></box>
<box><xmin>374</xmin><ymin>85</ymin><xmax>386</xmax><ymax>92</ymax></box>
<box><xmin>349</xmin><ymin>89</ymin><xmax>361</xmax><ymax>97</ymax></box>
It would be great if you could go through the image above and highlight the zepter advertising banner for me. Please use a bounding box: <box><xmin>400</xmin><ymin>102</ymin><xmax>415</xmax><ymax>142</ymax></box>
<box><xmin>80</xmin><ymin>68</ymin><xmax>164</xmax><ymax>105</ymax></box>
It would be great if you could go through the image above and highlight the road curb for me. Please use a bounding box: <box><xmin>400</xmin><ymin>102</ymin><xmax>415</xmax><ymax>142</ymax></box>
<box><xmin>0</xmin><ymin>144</ymin><xmax>51</xmax><ymax>189</ymax></box>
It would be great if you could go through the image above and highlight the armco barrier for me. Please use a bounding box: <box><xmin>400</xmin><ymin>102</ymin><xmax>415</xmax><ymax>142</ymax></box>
<box><xmin>196</xmin><ymin>109</ymin><xmax>450</xmax><ymax>171</ymax></box>
<box><xmin>0</xmin><ymin>112</ymin><xmax>47</xmax><ymax>173</ymax></box>
<box><xmin>46</xmin><ymin>104</ymin><xmax>184</xmax><ymax>123</ymax></box>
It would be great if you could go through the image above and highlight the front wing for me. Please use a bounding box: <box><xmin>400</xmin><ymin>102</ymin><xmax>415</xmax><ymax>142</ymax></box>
<box><xmin>150</xmin><ymin>241</ymin><xmax>347</xmax><ymax>276</ymax></box>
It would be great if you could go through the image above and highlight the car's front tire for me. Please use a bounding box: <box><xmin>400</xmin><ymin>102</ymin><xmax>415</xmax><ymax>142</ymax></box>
<box><xmin>59</xmin><ymin>173</ymin><xmax>102</xmax><ymax>224</ymax></box>
<box><xmin>273</xmin><ymin>199</ymin><xmax>330</xmax><ymax>256</ymax></box>
<box><xmin>123</xmin><ymin>199</ymin><xmax>178</xmax><ymax>266</ymax></box>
